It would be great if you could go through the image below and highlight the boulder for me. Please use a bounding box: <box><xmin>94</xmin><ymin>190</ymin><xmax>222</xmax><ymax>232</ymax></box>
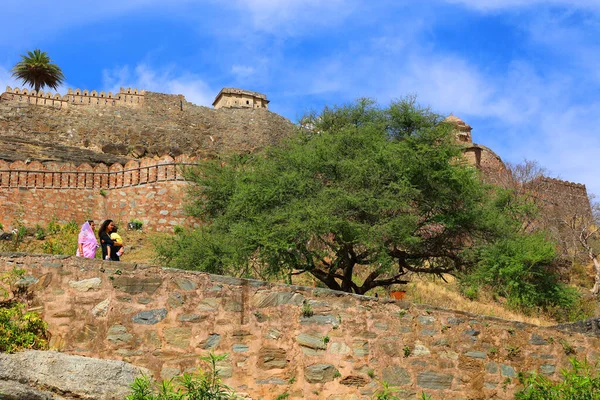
<box><xmin>0</xmin><ymin>350</ymin><xmax>150</xmax><ymax>400</ymax></box>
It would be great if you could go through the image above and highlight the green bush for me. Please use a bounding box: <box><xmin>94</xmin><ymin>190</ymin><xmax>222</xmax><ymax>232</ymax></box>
<box><xmin>460</xmin><ymin>233</ymin><xmax>580</xmax><ymax>317</ymax></box>
<box><xmin>515</xmin><ymin>358</ymin><xmax>600</xmax><ymax>399</ymax></box>
<box><xmin>0</xmin><ymin>302</ymin><xmax>49</xmax><ymax>353</ymax></box>
<box><xmin>126</xmin><ymin>353</ymin><xmax>237</xmax><ymax>400</ymax></box>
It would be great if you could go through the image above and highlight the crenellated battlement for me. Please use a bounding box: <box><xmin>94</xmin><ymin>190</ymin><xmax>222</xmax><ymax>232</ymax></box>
<box><xmin>539</xmin><ymin>176</ymin><xmax>587</xmax><ymax>190</ymax></box>
<box><xmin>0</xmin><ymin>155</ymin><xmax>195</xmax><ymax>190</ymax></box>
<box><xmin>1</xmin><ymin>86</ymin><xmax>145</xmax><ymax>109</ymax></box>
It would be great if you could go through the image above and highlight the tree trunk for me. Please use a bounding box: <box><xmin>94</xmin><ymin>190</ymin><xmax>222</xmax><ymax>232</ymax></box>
<box><xmin>590</xmin><ymin>254</ymin><xmax>600</xmax><ymax>295</ymax></box>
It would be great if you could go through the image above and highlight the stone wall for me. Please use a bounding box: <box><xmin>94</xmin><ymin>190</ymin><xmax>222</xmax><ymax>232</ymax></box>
<box><xmin>0</xmin><ymin>90</ymin><xmax>294</xmax><ymax>158</ymax></box>
<box><xmin>0</xmin><ymin>155</ymin><xmax>198</xmax><ymax>232</ymax></box>
<box><xmin>1</xmin><ymin>253</ymin><xmax>598</xmax><ymax>400</ymax></box>
<box><xmin>1</xmin><ymin>86</ymin><xmax>144</xmax><ymax>109</ymax></box>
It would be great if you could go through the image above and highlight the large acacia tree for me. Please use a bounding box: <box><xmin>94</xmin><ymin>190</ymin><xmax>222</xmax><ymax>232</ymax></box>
<box><xmin>157</xmin><ymin>98</ymin><xmax>522</xmax><ymax>294</ymax></box>
<box><xmin>11</xmin><ymin>49</ymin><xmax>65</xmax><ymax>92</ymax></box>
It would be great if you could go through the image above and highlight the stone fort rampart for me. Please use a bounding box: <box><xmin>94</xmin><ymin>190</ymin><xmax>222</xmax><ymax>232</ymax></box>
<box><xmin>1</xmin><ymin>86</ymin><xmax>144</xmax><ymax>109</ymax></box>
<box><xmin>0</xmin><ymin>253</ymin><xmax>598</xmax><ymax>399</ymax></box>
<box><xmin>0</xmin><ymin>155</ymin><xmax>199</xmax><ymax>232</ymax></box>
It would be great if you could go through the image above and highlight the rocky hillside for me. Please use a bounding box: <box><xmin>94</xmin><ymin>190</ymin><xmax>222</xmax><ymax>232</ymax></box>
<box><xmin>0</xmin><ymin>91</ymin><xmax>296</xmax><ymax>162</ymax></box>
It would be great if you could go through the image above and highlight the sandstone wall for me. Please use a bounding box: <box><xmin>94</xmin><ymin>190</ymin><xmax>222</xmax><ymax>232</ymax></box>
<box><xmin>1</xmin><ymin>86</ymin><xmax>144</xmax><ymax>109</ymax></box>
<box><xmin>0</xmin><ymin>90</ymin><xmax>295</xmax><ymax>158</ymax></box>
<box><xmin>0</xmin><ymin>156</ymin><xmax>198</xmax><ymax>232</ymax></box>
<box><xmin>1</xmin><ymin>253</ymin><xmax>598</xmax><ymax>400</ymax></box>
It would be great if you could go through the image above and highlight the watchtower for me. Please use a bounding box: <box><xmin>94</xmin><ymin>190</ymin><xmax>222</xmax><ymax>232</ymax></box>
<box><xmin>212</xmin><ymin>88</ymin><xmax>269</xmax><ymax>109</ymax></box>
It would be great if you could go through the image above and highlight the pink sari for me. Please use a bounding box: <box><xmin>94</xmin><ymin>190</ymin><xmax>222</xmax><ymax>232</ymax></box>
<box><xmin>76</xmin><ymin>221</ymin><xmax>98</xmax><ymax>258</ymax></box>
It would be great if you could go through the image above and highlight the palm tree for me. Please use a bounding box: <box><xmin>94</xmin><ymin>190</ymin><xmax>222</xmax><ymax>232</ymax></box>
<box><xmin>11</xmin><ymin>49</ymin><xmax>65</xmax><ymax>93</ymax></box>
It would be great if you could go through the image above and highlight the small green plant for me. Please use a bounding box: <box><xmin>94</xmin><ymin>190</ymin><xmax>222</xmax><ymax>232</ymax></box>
<box><xmin>128</xmin><ymin>219</ymin><xmax>143</xmax><ymax>230</ymax></box>
<box><xmin>99</xmin><ymin>189</ymin><xmax>107</xmax><ymax>197</ymax></box>
<box><xmin>0</xmin><ymin>302</ymin><xmax>49</xmax><ymax>353</ymax></box>
<box><xmin>322</xmin><ymin>335</ymin><xmax>330</xmax><ymax>345</ymax></box>
<box><xmin>506</xmin><ymin>345</ymin><xmax>521</xmax><ymax>359</ymax></box>
<box><xmin>0</xmin><ymin>222</ymin><xmax>3</xmax><ymax>230</ymax></box>
<box><xmin>288</xmin><ymin>376</ymin><xmax>296</xmax><ymax>384</ymax></box>
<box><xmin>515</xmin><ymin>358</ymin><xmax>600</xmax><ymax>399</ymax></box>
<box><xmin>559</xmin><ymin>338</ymin><xmax>576</xmax><ymax>355</ymax></box>
<box><xmin>398</xmin><ymin>310</ymin><xmax>406</xmax><ymax>318</ymax></box>
<box><xmin>507</xmin><ymin>328</ymin><xmax>515</xmax><ymax>335</ymax></box>
<box><xmin>403</xmin><ymin>345</ymin><xmax>412</xmax><ymax>358</ymax></box>
<box><xmin>301</xmin><ymin>302</ymin><xmax>313</xmax><ymax>317</ymax></box>
<box><xmin>126</xmin><ymin>352</ymin><xmax>236</xmax><ymax>399</ymax></box>
<box><xmin>62</xmin><ymin>220</ymin><xmax>79</xmax><ymax>234</ymax></box>
<box><xmin>547</xmin><ymin>336</ymin><xmax>554</xmax><ymax>344</ymax></box>
<box><xmin>46</xmin><ymin>217</ymin><xmax>61</xmax><ymax>234</ymax></box>
<box><xmin>502</xmin><ymin>377</ymin><xmax>512</xmax><ymax>390</ymax></box>
<box><xmin>372</xmin><ymin>381</ymin><xmax>401</xmax><ymax>400</ymax></box>
<box><xmin>368</xmin><ymin>369</ymin><xmax>376</xmax><ymax>378</ymax></box>
<box><xmin>34</xmin><ymin>224</ymin><xmax>46</xmax><ymax>240</ymax></box>
<box><xmin>275</xmin><ymin>392</ymin><xmax>289</xmax><ymax>400</ymax></box>
<box><xmin>441</xmin><ymin>325</ymin><xmax>449</xmax><ymax>333</ymax></box>
<box><xmin>420</xmin><ymin>392</ymin><xmax>433</xmax><ymax>400</ymax></box>
<box><xmin>174</xmin><ymin>225</ymin><xmax>184</xmax><ymax>234</ymax></box>
<box><xmin>488</xmin><ymin>347</ymin><xmax>498</xmax><ymax>356</ymax></box>
<box><xmin>333</xmin><ymin>370</ymin><xmax>341</xmax><ymax>378</ymax></box>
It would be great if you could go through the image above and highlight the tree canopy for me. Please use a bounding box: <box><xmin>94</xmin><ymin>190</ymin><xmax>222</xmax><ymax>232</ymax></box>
<box><xmin>157</xmin><ymin>98</ymin><xmax>559</xmax><ymax>296</ymax></box>
<box><xmin>11</xmin><ymin>49</ymin><xmax>65</xmax><ymax>92</ymax></box>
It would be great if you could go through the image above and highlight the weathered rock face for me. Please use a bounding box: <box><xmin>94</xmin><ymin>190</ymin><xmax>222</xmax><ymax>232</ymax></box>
<box><xmin>0</xmin><ymin>350</ymin><xmax>149</xmax><ymax>400</ymax></box>
<box><xmin>0</xmin><ymin>136</ymin><xmax>131</xmax><ymax>165</ymax></box>
<box><xmin>0</xmin><ymin>91</ymin><xmax>295</xmax><ymax>160</ymax></box>
<box><xmin>1</xmin><ymin>253</ymin><xmax>599</xmax><ymax>400</ymax></box>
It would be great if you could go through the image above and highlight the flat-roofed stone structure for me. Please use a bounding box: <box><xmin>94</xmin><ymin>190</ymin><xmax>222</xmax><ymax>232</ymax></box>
<box><xmin>212</xmin><ymin>87</ymin><xmax>269</xmax><ymax>109</ymax></box>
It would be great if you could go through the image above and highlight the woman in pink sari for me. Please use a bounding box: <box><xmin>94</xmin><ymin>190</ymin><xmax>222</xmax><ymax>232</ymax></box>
<box><xmin>76</xmin><ymin>220</ymin><xmax>99</xmax><ymax>258</ymax></box>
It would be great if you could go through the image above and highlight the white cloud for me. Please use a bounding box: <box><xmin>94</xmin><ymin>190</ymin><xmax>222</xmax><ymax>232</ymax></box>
<box><xmin>231</xmin><ymin>65</ymin><xmax>256</xmax><ymax>80</ymax></box>
<box><xmin>443</xmin><ymin>0</ymin><xmax>600</xmax><ymax>12</ymax></box>
<box><xmin>102</xmin><ymin>64</ymin><xmax>214</xmax><ymax>106</ymax></box>
<box><xmin>228</xmin><ymin>0</ymin><xmax>356</xmax><ymax>34</ymax></box>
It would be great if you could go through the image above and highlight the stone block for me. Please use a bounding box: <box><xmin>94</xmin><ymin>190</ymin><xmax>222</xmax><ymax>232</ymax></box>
<box><xmin>132</xmin><ymin>308</ymin><xmax>168</xmax><ymax>325</ymax></box>
<box><xmin>112</xmin><ymin>276</ymin><xmax>162</xmax><ymax>295</ymax></box>
<box><xmin>305</xmin><ymin>364</ymin><xmax>339</xmax><ymax>384</ymax></box>
<box><xmin>69</xmin><ymin>277</ymin><xmax>102</xmax><ymax>292</ymax></box>
<box><xmin>382</xmin><ymin>365</ymin><xmax>411</xmax><ymax>386</ymax></box>
<box><xmin>164</xmin><ymin>327</ymin><xmax>191</xmax><ymax>348</ymax></box>
<box><xmin>417</xmin><ymin>371</ymin><xmax>454</xmax><ymax>390</ymax></box>
<box><xmin>258</xmin><ymin>347</ymin><xmax>288</xmax><ymax>369</ymax></box>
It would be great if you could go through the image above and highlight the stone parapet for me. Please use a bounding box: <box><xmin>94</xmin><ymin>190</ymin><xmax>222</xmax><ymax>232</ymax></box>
<box><xmin>1</xmin><ymin>86</ymin><xmax>144</xmax><ymax>109</ymax></box>
<box><xmin>0</xmin><ymin>253</ymin><xmax>598</xmax><ymax>399</ymax></box>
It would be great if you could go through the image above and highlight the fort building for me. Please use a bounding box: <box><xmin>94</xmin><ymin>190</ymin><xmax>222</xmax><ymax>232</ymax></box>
<box><xmin>212</xmin><ymin>87</ymin><xmax>269</xmax><ymax>109</ymax></box>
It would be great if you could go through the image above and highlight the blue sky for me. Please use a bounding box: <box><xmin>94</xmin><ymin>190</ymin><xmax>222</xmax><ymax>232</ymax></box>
<box><xmin>2</xmin><ymin>0</ymin><xmax>599</xmax><ymax>195</ymax></box>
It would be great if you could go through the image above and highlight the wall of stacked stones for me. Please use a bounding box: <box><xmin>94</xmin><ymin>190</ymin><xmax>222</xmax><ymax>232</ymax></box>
<box><xmin>0</xmin><ymin>156</ymin><xmax>198</xmax><ymax>232</ymax></box>
<box><xmin>1</xmin><ymin>253</ymin><xmax>598</xmax><ymax>400</ymax></box>
<box><xmin>0</xmin><ymin>90</ymin><xmax>295</xmax><ymax>157</ymax></box>
<box><xmin>1</xmin><ymin>86</ymin><xmax>144</xmax><ymax>109</ymax></box>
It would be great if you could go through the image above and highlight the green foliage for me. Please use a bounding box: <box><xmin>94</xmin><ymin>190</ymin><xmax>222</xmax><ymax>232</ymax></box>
<box><xmin>99</xmin><ymin>189</ymin><xmax>107</xmax><ymax>197</ymax></box>
<box><xmin>129</xmin><ymin>220</ymin><xmax>144</xmax><ymax>230</ymax></box>
<box><xmin>460</xmin><ymin>232</ymin><xmax>580</xmax><ymax>317</ymax></box>
<box><xmin>158</xmin><ymin>97</ymin><xmax>516</xmax><ymax>294</ymax></box>
<box><xmin>515</xmin><ymin>358</ymin><xmax>600</xmax><ymax>400</ymax></box>
<box><xmin>275</xmin><ymin>393</ymin><xmax>289</xmax><ymax>400</ymax></box>
<box><xmin>302</xmin><ymin>302</ymin><xmax>313</xmax><ymax>317</ymax></box>
<box><xmin>34</xmin><ymin>224</ymin><xmax>46</xmax><ymax>240</ymax></box>
<box><xmin>126</xmin><ymin>353</ymin><xmax>237</xmax><ymax>400</ymax></box>
<box><xmin>372</xmin><ymin>381</ymin><xmax>402</xmax><ymax>400</ymax></box>
<box><xmin>507</xmin><ymin>345</ymin><xmax>521</xmax><ymax>359</ymax></box>
<box><xmin>403</xmin><ymin>345</ymin><xmax>412</xmax><ymax>358</ymax></box>
<box><xmin>62</xmin><ymin>220</ymin><xmax>79</xmax><ymax>234</ymax></box>
<box><xmin>0</xmin><ymin>302</ymin><xmax>49</xmax><ymax>353</ymax></box>
<box><xmin>11</xmin><ymin>49</ymin><xmax>65</xmax><ymax>92</ymax></box>
<box><xmin>47</xmin><ymin>217</ymin><xmax>61</xmax><ymax>235</ymax></box>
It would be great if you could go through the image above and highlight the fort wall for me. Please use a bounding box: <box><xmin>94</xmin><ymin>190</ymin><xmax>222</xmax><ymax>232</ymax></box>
<box><xmin>1</xmin><ymin>86</ymin><xmax>144</xmax><ymax>109</ymax></box>
<box><xmin>0</xmin><ymin>156</ymin><xmax>199</xmax><ymax>232</ymax></box>
<box><xmin>0</xmin><ymin>253</ymin><xmax>598</xmax><ymax>400</ymax></box>
<box><xmin>0</xmin><ymin>90</ymin><xmax>294</xmax><ymax>158</ymax></box>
